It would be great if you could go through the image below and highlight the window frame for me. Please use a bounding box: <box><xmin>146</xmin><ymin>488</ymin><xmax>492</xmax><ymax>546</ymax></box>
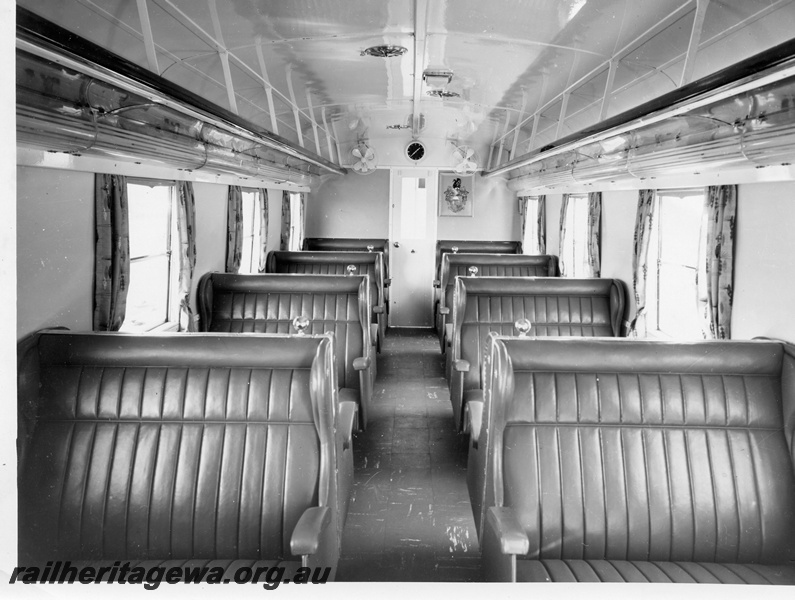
<box><xmin>288</xmin><ymin>191</ymin><xmax>303</xmax><ymax>252</ymax></box>
<box><xmin>238</xmin><ymin>188</ymin><xmax>263</xmax><ymax>274</ymax></box>
<box><xmin>121</xmin><ymin>178</ymin><xmax>180</xmax><ymax>332</ymax></box>
<box><xmin>522</xmin><ymin>195</ymin><xmax>542</xmax><ymax>255</ymax></box>
<box><xmin>645</xmin><ymin>187</ymin><xmax>703</xmax><ymax>340</ymax></box>
<box><xmin>561</xmin><ymin>193</ymin><xmax>589</xmax><ymax>277</ymax></box>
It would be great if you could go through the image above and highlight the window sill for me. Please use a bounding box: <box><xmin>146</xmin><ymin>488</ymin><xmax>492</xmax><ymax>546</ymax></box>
<box><xmin>148</xmin><ymin>321</ymin><xmax>179</xmax><ymax>333</ymax></box>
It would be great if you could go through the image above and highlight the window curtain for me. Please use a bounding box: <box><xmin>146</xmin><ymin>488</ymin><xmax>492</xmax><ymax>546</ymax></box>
<box><xmin>586</xmin><ymin>191</ymin><xmax>602</xmax><ymax>277</ymax></box>
<box><xmin>536</xmin><ymin>195</ymin><xmax>546</xmax><ymax>254</ymax></box>
<box><xmin>176</xmin><ymin>181</ymin><xmax>197</xmax><ymax>332</ymax></box>
<box><xmin>298</xmin><ymin>192</ymin><xmax>306</xmax><ymax>251</ymax></box>
<box><xmin>558</xmin><ymin>194</ymin><xmax>570</xmax><ymax>276</ymax></box>
<box><xmin>629</xmin><ymin>189</ymin><xmax>655</xmax><ymax>337</ymax></box>
<box><xmin>280</xmin><ymin>190</ymin><xmax>291</xmax><ymax>251</ymax></box>
<box><xmin>93</xmin><ymin>173</ymin><xmax>130</xmax><ymax>331</ymax></box>
<box><xmin>697</xmin><ymin>185</ymin><xmax>736</xmax><ymax>339</ymax></box>
<box><xmin>225</xmin><ymin>185</ymin><xmax>243</xmax><ymax>273</ymax></box>
<box><xmin>519</xmin><ymin>196</ymin><xmax>529</xmax><ymax>252</ymax></box>
<box><xmin>258</xmin><ymin>188</ymin><xmax>269</xmax><ymax>272</ymax></box>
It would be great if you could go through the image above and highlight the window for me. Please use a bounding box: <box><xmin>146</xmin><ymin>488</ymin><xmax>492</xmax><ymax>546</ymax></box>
<box><xmin>645</xmin><ymin>189</ymin><xmax>703</xmax><ymax>339</ymax></box>
<box><xmin>121</xmin><ymin>181</ymin><xmax>179</xmax><ymax>332</ymax></box>
<box><xmin>522</xmin><ymin>196</ymin><xmax>542</xmax><ymax>255</ymax></box>
<box><xmin>560</xmin><ymin>194</ymin><xmax>590</xmax><ymax>276</ymax></box>
<box><xmin>239</xmin><ymin>189</ymin><xmax>263</xmax><ymax>274</ymax></box>
<box><xmin>288</xmin><ymin>192</ymin><xmax>303</xmax><ymax>251</ymax></box>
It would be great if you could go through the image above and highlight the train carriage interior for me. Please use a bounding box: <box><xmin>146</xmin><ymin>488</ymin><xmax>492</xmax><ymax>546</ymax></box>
<box><xmin>8</xmin><ymin>0</ymin><xmax>795</xmax><ymax>589</ymax></box>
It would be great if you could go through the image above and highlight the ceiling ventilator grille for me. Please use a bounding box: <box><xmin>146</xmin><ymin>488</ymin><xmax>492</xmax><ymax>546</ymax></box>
<box><xmin>361</xmin><ymin>45</ymin><xmax>408</xmax><ymax>58</ymax></box>
<box><xmin>427</xmin><ymin>89</ymin><xmax>460</xmax><ymax>98</ymax></box>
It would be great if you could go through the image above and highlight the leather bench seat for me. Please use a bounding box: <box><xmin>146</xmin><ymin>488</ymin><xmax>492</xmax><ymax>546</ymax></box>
<box><xmin>435</xmin><ymin>239</ymin><xmax>523</xmax><ymax>281</ymax></box>
<box><xmin>476</xmin><ymin>337</ymin><xmax>795</xmax><ymax>584</ymax></box>
<box><xmin>197</xmin><ymin>272</ymin><xmax>375</xmax><ymax>428</ymax></box>
<box><xmin>516</xmin><ymin>559</ymin><xmax>795</xmax><ymax>584</ymax></box>
<box><xmin>302</xmin><ymin>238</ymin><xmax>390</xmax><ymax>295</ymax></box>
<box><xmin>449</xmin><ymin>277</ymin><xmax>626</xmax><ymax>432</ymax></box>
<box><xmin>17</xmin><ymin>331</ymin><xmax>352</xmax><ymax>578</ymax></box>
<box><xmin>434</xmin><ymin>254</ymin><xmax>558</xmax><ymax>351</ymax></box>
<box><xmin>266</xmin><ymin>251</ymin><xmax>387</xmax><ymax>351</ymax></box>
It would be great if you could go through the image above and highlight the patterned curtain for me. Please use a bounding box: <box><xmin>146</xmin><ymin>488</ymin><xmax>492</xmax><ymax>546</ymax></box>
<box><xmin>93</xmin><ymin>173</ymin><xmax>130</xmax><ymax>331</ymax></box>
<box><xmin>586</xmin><ymin>191</ymin><xmax>602</xmax><ymax>277</ymax></box>
<box><xmin>176</xmin><ymin>181</ymin><xmax>197</xmax><ymax>332</ymax></box>
<box><xmin>225</xmin><ymin>185</ymin><xmax>243</xmax><ymax>273</ymax></box>
<box><xmin>558</xmin><ymin>194</ymin><xmax>570</xmax><ymax>276</ymax></box>
<box><xmin>298</xmin><ymin>192</ymin><xmax>306</xmax><ymax>251</ymax></box>
<box><xmin>697</xmin><ymin>185</ymin><xmax>736</xmax><ymax>339</ymax></box>
<box><xmin>258</xmin><ymin>188</ymin><xmax>269</xmax><ymax>272</ymax></box>
<box><xmin>280</xmin><ymin>190</ymin><xmax>291</xmax><ymax>251</ymax></box>
<box><xmin>537</xmin><ymin>195</ymin><xmax>547</xmax><ymax>255</ymax></box>
<box><xmin>629</xmin><ymin>189</ymin><xmax>656</xmax><ymax>337</ymax></box>
<box><xmin>518</xmin><ymin>196</ymin><xmax>529</xmax><ymax>252</ymax></box>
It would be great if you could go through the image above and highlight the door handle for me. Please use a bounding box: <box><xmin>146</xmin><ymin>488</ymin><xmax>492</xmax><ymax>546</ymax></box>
<box><xmin>393</xmin><ymin>242</ymin><xmax>400</xmax><ymax>248</ymax></box>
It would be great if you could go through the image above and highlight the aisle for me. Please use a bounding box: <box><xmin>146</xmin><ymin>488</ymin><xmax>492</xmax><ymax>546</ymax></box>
<box><xmin>336</xmin><ymin>328</ymin><xmax>481</xmax><ymax>582</ymax></box>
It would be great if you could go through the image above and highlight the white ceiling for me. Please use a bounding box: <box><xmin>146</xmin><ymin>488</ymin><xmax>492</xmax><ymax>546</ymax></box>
<box><xmin>17</xmin><ymin>0</ymin><xmax>795</xmax><ymax>169</ymax></box>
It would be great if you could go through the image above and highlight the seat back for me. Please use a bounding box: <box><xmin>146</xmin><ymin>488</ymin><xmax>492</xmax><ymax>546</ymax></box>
<box><xmin>439</xmin><ymin>253</ymin><xmax>558</xmax><ymax>313</ymax></box>
<box><xmin>197</xmin><ymin>273</ymin><xmax>371</xmax><ymax>391</ymax></box>
<box><xmin>266</xmin><ymin>251</ymin><xmax>384</xmax><ymax>319</ymax></box>
<box><xmin>453</xmin><ymin>277</ymin><xmax>626</xmax><ymax>392</ymax></box>
<box><xmin>435</xmin><ymin>240</ymin><xmax>522</xmax><ymax>278</ymax></box>
<box><xmin>302</xmin><ymin>238</ymin><xmax>389</xmax><ymax>280</ymax></box>
<box><xmin>487</xmin><ymin>337</ymin><xmax>795</xmax><ymax>564</ymax></box>
<box><xmin>17</xmin><ymin>331</ymin><xmax>337</xmax><ymax>564</ymax></box>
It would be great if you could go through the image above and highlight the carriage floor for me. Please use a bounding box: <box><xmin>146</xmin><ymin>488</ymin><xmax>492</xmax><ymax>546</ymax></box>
<box><xmin>336</xmin><ymin>328</ymin><xmax>482</xmax><ymax>582</ymax></box>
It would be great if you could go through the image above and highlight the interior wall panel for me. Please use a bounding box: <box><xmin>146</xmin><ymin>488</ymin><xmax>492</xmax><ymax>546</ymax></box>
<box><xmin>599</xmin><ymin>189</ymin><xmax>639</xmax><ymax>323</ymax></box>
<box><xmin>732</xmin><ymin>181</ymin><xmax>795</xmax><ymax>343</ymax></box>
<box><xmin>305</xmin><ymin>170</ymin><xmax>390</xmax><ymax>238</ymax></box>
<box><xmin>17</xmin><ymin>166</ymin><xmax>94</xmax><ymax>339</ymax></box>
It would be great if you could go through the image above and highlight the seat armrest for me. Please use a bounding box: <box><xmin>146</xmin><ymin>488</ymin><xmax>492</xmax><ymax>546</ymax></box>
<box><xmin>485</xmin><ymin>507</ymin><xmax>530</xmax><ymax>556</ymax></box>
<box><xmin>384</xmin><ymin>278</ymin><xmax>392</xmax><ymax>286</ymax></box>
<box><xmin>444</xmin><ymin>324</ymin><xmax>453</xmax><ymax>347</ymax></box>
<box><xmin>463</xmin><ymin>395</ymin><xmax>484</xmax><ymax>445</ymax></box>
<box><xmin>454</xmin><ymin>359</ymin><xmax>470</xmax><ymax>372</ymax></box>
<box><xmin>439</xmin><ymin>307</ymin><xmax>450</xmax><ymax>315</ymax></box>
<box><xmin>353</xmin><ymin>356</ymin><xmax>371</xmax><ymax>370</ymax></box>
<box><xmin>338</xmin><ymin>399</ymin><xmax>358</xmax><ymax>450</ymax></box>
<box><xmin>373</xmin><ymin>306</ymin><xmax>385</xmax><ymax>314</ymax></box>
<box><xmin>433</xmin><ymin>279</ymin><xmax>440</xmax><ymax>287</ymax></box>
<box><xmin>290</xmin><ymin>506</ymin><xmax>331</xmax><ymax>556</ymax></box>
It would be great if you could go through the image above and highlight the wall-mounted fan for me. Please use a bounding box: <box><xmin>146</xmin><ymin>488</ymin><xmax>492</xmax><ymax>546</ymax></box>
<box><xmin>452</xmin><ymin>145</ymin><xmax>479</xmax><ymax>175</ymax></box>
<box><xmin>352</xmin><ymin>141</ymin><xmax>377</xmax><ymax>174</ymax></box>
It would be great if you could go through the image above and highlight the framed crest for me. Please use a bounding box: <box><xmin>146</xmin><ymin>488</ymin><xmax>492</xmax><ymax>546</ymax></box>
<box><xmin>438</xmin><ymin>173</ymin><xmax>474</xmax><ymax>217</ymax></box>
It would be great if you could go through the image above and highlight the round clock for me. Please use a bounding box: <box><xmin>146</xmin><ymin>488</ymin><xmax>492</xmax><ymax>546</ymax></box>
<box><xmin>406</xmin><ymin>140</ymin><xmax>426</xmax><ymax>162</ymax></box>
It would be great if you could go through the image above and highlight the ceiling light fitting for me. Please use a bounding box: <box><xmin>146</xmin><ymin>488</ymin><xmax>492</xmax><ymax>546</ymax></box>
<box><xmin>423</xmin><ymin>69</ymin><xmax>454</xmax><ymax>88</ymax></box>
<box><xmin>361</xmin><ymin>45</ymin><xmax>408</xmax><ymax>58</ymax></box>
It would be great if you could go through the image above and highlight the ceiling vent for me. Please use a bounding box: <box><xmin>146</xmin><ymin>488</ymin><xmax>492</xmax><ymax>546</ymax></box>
<box><xmin>427</xmin><ymin>89</ymin><xmax>460</xmax><ymax>99</ymax></box>
<box><xmin>361</xmin><ymin>45</ymin><xmax>408</xmax><ymax>58</ymax></box>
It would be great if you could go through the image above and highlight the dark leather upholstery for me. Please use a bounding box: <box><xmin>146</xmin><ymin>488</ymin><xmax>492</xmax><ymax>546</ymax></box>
<box><xmin>197</xmin><ymin>273</ymin><xmax>375</xmax><ymax>427</ymax></box>
<box><xmin>477</xmin><ymin>337</ymin><xmax>795</xmax><ymax>584</ymax></box>
<box><xmin>17</xmin><ymin>331</ymin><xmax>351</xmax><ymax>576</ymax></box>
<box><xmin>302</xmin><ymin>238</ymin><xmax>389</xmax><ymax>284</ymax></box>
<box><xmin>266</xmin><ymin>251</ymin><xmax>386</xmax><ymax>350</ymax></box>
<box><xmin>435</xmin><ymin>240</ymin><xmax>523</xmax><ymax>280</ymax></box>
<box><xmin>435</xmin><ymin>254</ymin><xmax>559</xmax><ymax>350</ymax></box>
<box><xmin>449</xmin><ymin>277</ymin><xmax>626</xmax><ymax>431</ymax></box>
